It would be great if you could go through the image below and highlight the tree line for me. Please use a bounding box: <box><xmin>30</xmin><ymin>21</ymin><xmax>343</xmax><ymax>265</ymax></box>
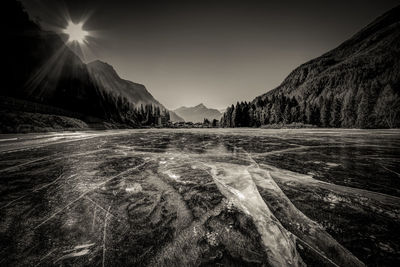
<box><xmin>98</xmin><ymin>92</ymin><xmax>170</xmax><ymax>126</ymax></box>
<box><xmin>220</xmin><ymin>84</ymin><xmax>399</xmax><ymax>128</ymax></box>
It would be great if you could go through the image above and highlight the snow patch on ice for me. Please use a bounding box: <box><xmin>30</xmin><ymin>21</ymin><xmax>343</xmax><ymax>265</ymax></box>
<box><xmin>125</xmin><ymin>183</ymin><xmax>142</xmax><ymax>194</ymax></box>
<box><xmin>323</xmin><ymin>193</ymin><xmax>350</xmax><ymax>206</ymax></box>
<box><xmin>0</xmin><ymin>138</ymin><xmax>18</xmax><ymax>142</ymax></box>
<box><xmin>326</xmin><ymin>162</ymin><xmax>340</xmax><ymax>168</ymax></box>
<box><xmin>55</xmin><ymin>249</ymin><xmax>90</xmax><ymax>263</ymax></box>
<box><xmin>162</xmin><ymin>170</ymin><xmax>182</xmax><ymax>181</ymax></box>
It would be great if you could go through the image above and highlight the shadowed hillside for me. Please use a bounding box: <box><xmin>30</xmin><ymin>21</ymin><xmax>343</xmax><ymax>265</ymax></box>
<box><xmin>0</xmin><ymin>0</ymin><xmax>172</xmax><ymax>132</ymax></box>
<box><xmin>87</xmin><ymin>60</ymin><xmax>163</xmax><ymax>107</ymax></box>
<box><xmin>221</xmin><ymin>6</ymin><xmax>400</xmax><ymax>128</ymax></box>
<box><xmin>87</xmin><ymin>60</ymin><xmax>183</xmax><ymax>123</ymax></box>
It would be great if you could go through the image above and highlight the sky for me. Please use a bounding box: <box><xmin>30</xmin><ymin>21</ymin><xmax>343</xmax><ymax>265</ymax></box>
<box><xmin>21</xmin><ymin>0</ymin><xmax>399</xmax><ymax>110</ymax></box>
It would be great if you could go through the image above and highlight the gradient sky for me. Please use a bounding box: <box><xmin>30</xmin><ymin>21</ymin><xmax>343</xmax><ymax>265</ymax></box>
<box><xmin>21</xmin><ymin>0</ymin><xmax>399</xmax><ymax>110</ymax></box>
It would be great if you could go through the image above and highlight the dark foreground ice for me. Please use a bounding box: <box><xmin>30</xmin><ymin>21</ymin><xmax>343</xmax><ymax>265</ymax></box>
<box><xmin>0</xmin><ymin>129</ymin><xmax>399</xmax><ymax>266</ymax></box>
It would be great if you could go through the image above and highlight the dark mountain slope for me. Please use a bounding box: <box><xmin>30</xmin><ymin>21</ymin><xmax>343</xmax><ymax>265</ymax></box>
<box><xmin>221</xmin><ymin>6</ymin><xmax>400</xmax><ymax>128</ymax></box>
<box><xmin>2</xmin><ymin>0</ymin><xmax>106</xmax><ymax>121</ymax></box>
<box><xmin>88</xmin><ymin>60</ymin><xmax>184</xmax><ymax>122</ymax></box>
<box><xmin>262</xmin><ymin>5</ymin><xmax>400</xmax><ymax>100</ymax></box>
<box><xmin>1</xmin><ymin>0</ymin><xmax>171</xmax><ymax>131</ymax></box>
<box><xmin>87</xmin><ymin>60</ymin><xmax>162</xmax><ymax>107</ymax></box>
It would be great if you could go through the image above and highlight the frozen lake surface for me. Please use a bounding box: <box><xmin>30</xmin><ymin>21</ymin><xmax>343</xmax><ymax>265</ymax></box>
<box><xmin>0</xmin><ymin>129</ymin><xmax>399</xmax><ymax>266</ymax></box>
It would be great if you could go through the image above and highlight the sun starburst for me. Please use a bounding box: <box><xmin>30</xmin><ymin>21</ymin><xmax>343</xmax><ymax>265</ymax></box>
<box><xmin>64</xmin><ymin>21</ymin><xmax>88</xmax><ymax>44</ymax></box>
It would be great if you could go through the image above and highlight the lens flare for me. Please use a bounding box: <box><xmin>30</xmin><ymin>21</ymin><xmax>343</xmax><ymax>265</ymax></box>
<box><xmin>64</xmin><ymin>22</ymin><xmax>88</xmax><ymax>43</ymax></box>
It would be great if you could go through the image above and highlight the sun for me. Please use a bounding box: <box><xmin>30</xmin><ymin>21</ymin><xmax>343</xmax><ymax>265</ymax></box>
<box><xmin>64</xmin><ymin>22</ymin><xmax>88</xmax><ymax>43</ymax></box>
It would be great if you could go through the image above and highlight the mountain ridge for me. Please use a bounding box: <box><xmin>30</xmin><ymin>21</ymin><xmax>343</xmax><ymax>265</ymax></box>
<box><xmin>87</xmin><ymin>60</ymin><xmax>163</xmax><ymax>107</ymax></box>
<box><xmin>86</xmin><ymin>60</ymin><xmax>185</xmax><ymax>122</ymax></box>
<box><xmin>0</xmin><ymin>0</ymin><xmax>180</xmax><ymax>131</ymax></box>
<box><xmin>174</xmin><ymin>104</ymin><xmax>222</xmax><ymax>123</ymax></box>
<box><xmin>221</xmin><ymin>5</ymin><xmax>400</xmax><ymax>128</ymax></box>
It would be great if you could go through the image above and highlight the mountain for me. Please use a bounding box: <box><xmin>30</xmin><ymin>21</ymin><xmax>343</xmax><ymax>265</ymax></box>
<box><xmin>174</xmin><ymin>104</ymin><xmax>222</xmax><ymax>123</ymax></box>
<box><xmin>87</xmin><ymin>60</ymin><xmax>185</xmax><ymax>122</ymax></box>
<box><xmin>87</xmin><ymin>60</ymin><xmax>162</xmax><ymax>107</ymax></box>
<box><xmin>0</xmin><ymin>0</ymin><xmax>171</xmax><ymax>131</ymax></box>
<box><xmin>2</xmin><ymin>1</ymin><xmax>104</xmax><ymax>122</ymax></box>
<box><xmin>221</xmin><ymin>6</ymin><xmax>400</xmax><ymax>128</ymax></box>
<box><xmin>169</xmin><ymin>111</ymin><xmax>185</xmax><ymax>122</ymax></box>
